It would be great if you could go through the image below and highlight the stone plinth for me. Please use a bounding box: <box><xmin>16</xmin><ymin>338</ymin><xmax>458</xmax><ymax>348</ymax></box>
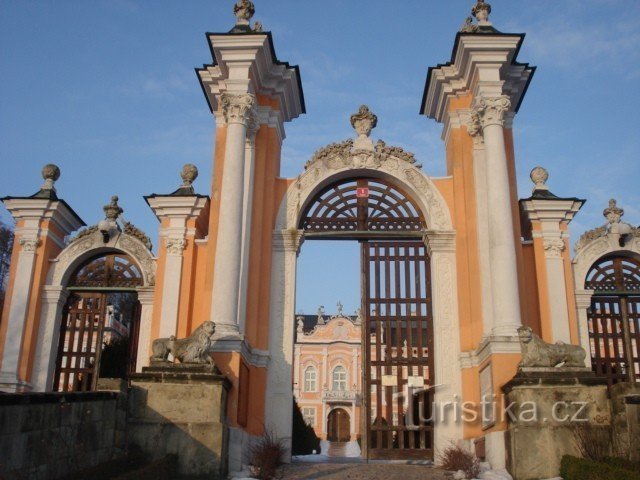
<box><xmin>502</xmin><ymin>370</ymin><xmax>610</xmax><ymax>480</ymax></box>
<box><xmin>128</xmin><ymin>365</ymin><xmax>230</xmax><ymax>478</ymax></box>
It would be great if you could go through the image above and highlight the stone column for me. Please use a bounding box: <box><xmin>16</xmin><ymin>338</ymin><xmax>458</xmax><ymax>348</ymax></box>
<box><xmin>210</xmin><ymin>92</ymin><xmax>257</xmax><ymax>337</ymax></box>
<box><xmin>237</xmin><ymin>116</ymin><xmax>259</xmax><ymax>336</ymax></box>
<box><xmin>468</xmin><ymin>113</ymin><xmax>495</xmax><ymax>336</ymax></box>
<box><xmin>575</xmin><ymin>289</ymin><xmax>594</xmax><ymax>368</ymax></box>
<box><xmin>264</xmin><ymin>229</ymin><xmax>303</xmax><ymax>459</ymax></box>
<box><xmin>474</xmin><ymin>96</ymin><xmax>522</xmax><ymax>336</ymax></box>
<box><xmin>135</xmin><ymin>288</ymin><xmax>155</xmax><ymax>371</ymax></box>
<box><xmin>30</xmin><ymin>286</ymin><xmax>69</xmax><ymax>391</ymax></box>
<box><xmin>424</xmin><ymin>231</ymin><xmax>463</xmax><ymax>451</ymax></box>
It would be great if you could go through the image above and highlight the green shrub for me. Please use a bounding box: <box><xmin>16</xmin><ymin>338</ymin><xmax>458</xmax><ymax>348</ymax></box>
<box><xmin>602</xmin><ymin>456</ymin><xmax>640</xmax><ymax>472</ymax></box>
<box><xmin>560</xmin><ymin>455</ymin><xmax>640</xmax><ymax>480</ymax></box>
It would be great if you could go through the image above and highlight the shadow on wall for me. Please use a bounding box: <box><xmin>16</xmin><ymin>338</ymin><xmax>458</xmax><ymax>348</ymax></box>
<box><xmin>292</xmin><ymin>398</ymin><xmax>320</xmax><ymax>455</ymax></box>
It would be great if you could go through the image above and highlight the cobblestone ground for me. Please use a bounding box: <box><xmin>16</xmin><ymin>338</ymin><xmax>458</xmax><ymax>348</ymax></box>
<box><xmin>279</xmin><ymin>462</ymin><xmax>450</xmax><ymax>479</ymax></box>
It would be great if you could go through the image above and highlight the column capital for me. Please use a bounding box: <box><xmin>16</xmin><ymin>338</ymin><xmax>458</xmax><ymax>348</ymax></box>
<box><xmin>273</xmin><ymin>229</ymin><xmax>304</xmax><ymax>254</ymax></box>
<box><xmin>246</xmin><ymin>108</ymin><xmax>260</xmax><ymax>145</ymax></box>
<box><xmin>543</xmin><ymin>237</ymin><xmax>566</xmax><ymax>259</ymax></box>
<box><xmin>466</xmin><ymin>110</ymin><xmax>484</xmax><ymax>147</ymax></box>
<box><xmin>473</xmin><ymin>95</ymin><xmax>511</xmax><ymax>128</ymax></box>
<box><xmin>221</xmin><ymin>92</ymin><xmax>257</xmax><ymax>126</ymax></box>
<box><xmin>423</xmin><ymin>230</ymin><xmax>456</xmax><ymax>255</ymax></box>
<box><xmin>135</xmin><ymin>287</ymin><xmax>155</xmax><ymax>305</ymax></box>
<box><xmin>19</xmin><ymin>237</ymin><xmax>41</xmax><ymax>253</ymax></box>
<box><xmin>574</xmin><ymin>289</ymin><xmax>595</xmax><ymax>309</ymax></box>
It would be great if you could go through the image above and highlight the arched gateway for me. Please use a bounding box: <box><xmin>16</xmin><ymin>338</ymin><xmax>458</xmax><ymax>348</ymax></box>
<box><xmin>265</xmin><ymin>106</ymin><xmax>461</xmax><ymax>459</ymax></box>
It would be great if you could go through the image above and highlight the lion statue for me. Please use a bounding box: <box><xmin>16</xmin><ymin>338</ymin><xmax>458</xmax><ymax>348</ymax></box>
<box><xmin>150</xmin><ymin>321</ymin><xmax>216</xmax><ymax>365</ymax></box>
<box><xmin>518</xmin><ymin>326</ymin><xmax>586</xmax><ymax>368</ymax></box>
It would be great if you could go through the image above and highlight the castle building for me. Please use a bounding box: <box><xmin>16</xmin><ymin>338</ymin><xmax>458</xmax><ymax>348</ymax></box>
<box><xmin>0</xmin><ymin>0</ymin><xmax>638</xmax><ymax>475</ymax></box>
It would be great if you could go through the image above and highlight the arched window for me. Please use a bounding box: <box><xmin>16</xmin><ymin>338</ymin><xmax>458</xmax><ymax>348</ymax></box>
<box><xmin>585</xmin><ymin>255</ymin><xmax>640</xmax><ymax>386</ymax></box>
<box><xmin>332</xmin><ymin>365</ymin><xmax>347</xmax><ymax>391</ymax></box>
<box><xmin>304</xmin><ymin>366</ymin><xmax>317</xmax><ymax>392</ymax></box>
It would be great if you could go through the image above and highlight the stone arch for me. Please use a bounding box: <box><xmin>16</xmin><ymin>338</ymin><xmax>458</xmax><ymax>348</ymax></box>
<box><xmin>572</xmin><ymin>231</ymin><xmax>640</xmax><ymax>357</ymax></box>
<box><xmin>275</xmin><ymin>149</ymin><xmax>453</xmax><ymax>232</ymax></box>
<box><xmin>31</xmin><ymin>230</ymin><xmax>157</xmax><ymax>392</ymax></box>
<box><xmin>265</xmin><ymin>142</ymin><xmax>462</xmax><ymax>457</ymax></box>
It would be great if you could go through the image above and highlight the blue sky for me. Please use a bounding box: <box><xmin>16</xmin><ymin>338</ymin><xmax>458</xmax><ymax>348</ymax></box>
<box><xmin>1</xmin><ymin>1</ymin><xmax>639</xmax><ymax>315</ymax></box>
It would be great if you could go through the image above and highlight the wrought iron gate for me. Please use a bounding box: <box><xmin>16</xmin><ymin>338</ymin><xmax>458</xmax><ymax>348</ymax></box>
<box><xmin>363</xmin><ymin>240</ymin><xmax>434</xmax><ymax>459</ymax></box>
<box><xmin>586</xmin><ymin>256</ymin><xmax>640</xmax><ymax>386</ymax></box>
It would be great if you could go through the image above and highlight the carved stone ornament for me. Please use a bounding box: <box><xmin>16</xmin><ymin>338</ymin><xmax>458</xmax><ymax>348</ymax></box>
<box><xmin>575</xmin><ymin>198</ymin><xmax>639</xmax><ymax>253</ymax></box>
<box><xmin>466</xmin><ymin>110</ymin><xmax>483</xmax><ymax>143</ymax></box>
<box><xmin>233</xmin><ymin>0</ymin><xmax>255</xmax><ymax>26</ymax></box>
<box><xmin>460</xmin><ymin>16</ymin><xmax>479</xmax><ymax>33</ymax></box>
<box><xmin>151</xmin><ymin>321</ymin><xmax>216</xmax><ymax>366</ymax></box>
<box><xmin>543</xmin><ymin>238</ymin><xmax>565</xmax><ymax>258</ymax></box>
<box><xmin>474</xmin><ymin>96</ymin><xmax>511</xmax><ymax>128</ymax></box>
<box><xmin>19</xmin><ymin>237</ymin><xmax>41</xmax><ymax>253</ymax></box>
<box><xmin>220</xmin><ymin>92</ymin><xmax>256</xmax><ymax>126</ymax></box>
<box><xmin>252</xmin><ymin>21</ymin><xmax>263</xmax><ymax>32</ymax></box>
<box><xmin>41</xmin><ymin>164</ymin><xmax>61</xmax><ymax>191</ymax></box>
<box><xmin>122</xmin><ymin>221</ymin><xmax>153</xmax><ymax>251</ymax></box>
<box><xmin>350</xmin><ymin>105</ymin><xmax>378</xmax><ymax>138</ymax></box>
<box><xmin>180</xmin><ymin>164</ymin><xmax>199</xmax><ymax>187</ymax></box>
<box><xmin>518</xmin><ymin>326</ymin><xmax>586</xmax><ymax>368</ymax></box>
<box><xmin>472</xmin><ymin>0</ymin><xmax>491</xmax><ymax>23</ymax></box>
<box><xmin>296</xmin><ymin>316</ymin><xmax>304</xmax><ymax>334</ymax></box>
<box><xmin>165</xmin><ymin>237</ymin><xmax>187</xmax><ymax>255</ymax></box>
<box><xmin>530</xmin><ymin>166</ymin><xmax>549</xmax><ymax>191</ymax></box>
<box><xmin>103</xmin><ymin>195</ymin><xmax>123</xmax><ymax>221</ymax></box>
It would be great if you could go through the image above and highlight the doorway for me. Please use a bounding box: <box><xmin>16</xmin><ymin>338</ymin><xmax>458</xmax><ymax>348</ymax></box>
<box><xmin>327</xmin><ymin>408</ymin><xmax>351</xmax><ymax>442</ymax></box>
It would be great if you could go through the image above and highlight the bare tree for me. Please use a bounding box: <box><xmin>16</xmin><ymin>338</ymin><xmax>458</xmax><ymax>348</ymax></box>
<box><xmin>0</xmin><ymin>221</ymin><xmax>15</xmax><ymax>321</ymax></box>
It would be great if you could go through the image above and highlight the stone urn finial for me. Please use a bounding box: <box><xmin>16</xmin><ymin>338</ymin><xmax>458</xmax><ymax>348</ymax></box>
<box><xmin>233</xmin><ymin>0</ymin><xmax>255</xmax><ymax>26</ymax></box>
<box><xmin>350</xmin><ymin>105</ymin><xmax>378</xmax><ymax>151</ymax></box>
<box><xmin>604</xmin><ymin>198</ymin><xmax>624</xmax><ymax>224</ymax></box>
<box><xmin>530</xmin><ymin>166</ymin><xmax>549</xmax><ymax>192</ymax></box>
<box><xmin>103</xmin><ymin>195</ymin><xmax>123</xmax><ymax>221</ymax></box>
<box><xmin>41</xmin><ymin>164</ymin><xmax>61</xmax><ymax>191</ymax></box>
<box><xmin>472</xmin><ymin>0</ymin><xmax>492</xmax><ymax>24</ymax></box>
<box><xmin>180</xmin><ymin>164</ymin><xmax>199</xmax><ymax>187</ymax></box>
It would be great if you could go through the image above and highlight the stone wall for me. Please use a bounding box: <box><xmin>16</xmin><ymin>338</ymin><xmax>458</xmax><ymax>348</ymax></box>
<box><xmin>0</xmin><ymin>391</ymin><xmax>127</xmax><ymax>480</ymax></box>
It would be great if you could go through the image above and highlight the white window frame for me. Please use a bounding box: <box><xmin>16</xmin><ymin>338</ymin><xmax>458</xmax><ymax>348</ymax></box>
<box><xmin>302</xmin><ymin>407</ymin><xmax>316</xmax><ymax>427</ymax></box>
<box><xmin>304</xmin><ymin>366</ymin><xmax>317</xmax><ymax>392</ymax></box>
<box><xmin>332</xmin><ymin>365</ymin><xmax>347</xmax><ymax>391</ymax></box>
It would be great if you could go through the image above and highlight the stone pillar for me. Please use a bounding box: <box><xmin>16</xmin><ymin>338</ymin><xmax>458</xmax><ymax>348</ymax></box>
<box><xmin>575</xmin><ymin>289</ymin><xmax>594</xmax><ymax>367</ymax></box>
<box><xmin>474</xmin><ymin>96</ymin><xmax>522</xmax><ymax>336</ymax></box>
<box><xmin>135</xmin><ymin>287</ymin><xmax>155</xmax><ymax>371</ymax></box>
<box><xmin>210</xmin><ymin>92</ymin><xmax>257</xmax><ymax>337</ymax></box>
<box><xmin>237</xmin><ymin>116</ymin><xmax>259</xmax><ymax>336</ymax></box>
<box><xmin>424</xmin><ymin>231</ymin><xmax>463</xmax><ymax>450</ymax></box>
<box><xmin>521</xmin><ymin>180</ymin><xmax>584</xmax><ymax>344</ymax></box>
<box><xmin>0</xmin><ymin>236</ymin><xmax>40</xmax><ymax>391</ymax></box>
<box><xmin>31</xmin><ymin>286</ymin><xmax>69</xmax><ymax>391</ymax></box>
<box><xmin>264</xmin><ymin>229</ymin><xmax>303</xmax><ymax>459</ymax></box>
<box><xmin>147</xmin><ymin>195</ymin><xmax>208</xmax><ymax>339</ymax></box>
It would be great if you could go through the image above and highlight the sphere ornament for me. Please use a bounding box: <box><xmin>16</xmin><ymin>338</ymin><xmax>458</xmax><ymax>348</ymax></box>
<box><xmin>41</xmin><ymin>163</ymin><xmax>61</xmax><ymax>182</ymax></box>
<box><xmin>233</xmin><ymin>0</ymin><xmax>255</xmax><ymax>25</ymax></box>
<box><xmin>181</xmin><ymin>163</ymin><xmax>199</xmax><ymax>186</ymax></box>
<box><xmin>530</xmin><ymin>166</ymin><xmax>549</xmax><ymax>191</ymax></box>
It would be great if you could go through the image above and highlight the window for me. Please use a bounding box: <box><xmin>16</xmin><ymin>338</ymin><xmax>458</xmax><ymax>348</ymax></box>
<box><xmin>304</xmin><ymin>366</ymin><xmax>317</xmax><ymax>392</ymax></box>
<box><xmin>332</xmin><ymin>365</ymin><xmax>347</xmax><ymax>391</ymax></box>
<box><xmin>302</xmin><ymin>407</ymin><xmax>316</xmax><ymax>426</ymax></box>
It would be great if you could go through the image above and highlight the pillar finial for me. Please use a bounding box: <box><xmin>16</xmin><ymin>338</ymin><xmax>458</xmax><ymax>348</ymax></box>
<box><xmin>41</xmin><ymin>164</ymin><xmax>61</xmax><ymax>192</ymax></box>
<box><xmin>350</xmin><ymin>105</ymin><xmax>377</xmax><ymax>151</ymax></box>
<box><xmin>233</xmin><ymin>0</ymin><xmax>255</xmax><ymax>27</ymax></box>
<box><xmin>180</xmin><ymin>164</ymin><xmax>199</xmax><ymax>187</ymax></box>
<box><xmin>472</xmin><ymin>0</ymin><xmax>492</xmax><ymax>25</ymax></box>
<box><xmin>530</xmin><ymin>166</ymin><xmax>549</xmax><ymax>192</ymax></box>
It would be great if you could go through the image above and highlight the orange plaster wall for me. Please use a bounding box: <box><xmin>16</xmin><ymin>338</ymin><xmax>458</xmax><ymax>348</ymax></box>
<box><xmin>486</xmin><ymin>353</ymin><xmax>521</xmax><ymax>433</ymax></box>
<box><xmin>462</xmin><ymin>366</ymin><xmax>483</xmax><ymax>439</ymax></box>
<box><xmin>531</xmin><ymin>224</ymin><xmax>552</xmax><ymax>342</ymax></box>
<box><xmin>0</xmin><ymin>221</ymin><xmax>24</xmax><ymax>366</ymax></box>
<box><xmin>521</xmin><ymin>243</ymin><xmax>542</xmax><ymax>338</ymax></box>
<box><xmin>561</xmin><ymin>225</ymin><xmax>580</xmax><ymax>344</ymax></box>
<box><xmin>176</xmin><ymin>217</ymin><xmax>200</xmax><ymax>339</ymax></box>
<box><xmin>149</xmin><ymin>218</ymin><xmax>170</xmax><ymax>344</ymax></box>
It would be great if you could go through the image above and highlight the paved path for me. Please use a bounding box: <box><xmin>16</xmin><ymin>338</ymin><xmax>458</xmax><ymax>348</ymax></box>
<box><xmin>279</xmin><ymin>462</ymin><xmax>450</xmax><ymax>479</ymax></box>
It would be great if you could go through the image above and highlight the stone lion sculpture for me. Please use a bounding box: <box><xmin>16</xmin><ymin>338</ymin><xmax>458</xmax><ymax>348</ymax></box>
<box><xmin>518</xmin><ymin>326</ymin><xmax>586</xmax><ymax>368</ymax></box>
<box><xmin>150</xmin><ymin>321</ymin><xmax>216</xmax><ymax>365</ymax></box>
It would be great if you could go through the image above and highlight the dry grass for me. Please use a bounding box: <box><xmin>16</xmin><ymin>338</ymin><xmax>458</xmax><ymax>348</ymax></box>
<box><xmin>249</xmin><ymin>431</ymin><xmax>287</xmax><ymax>480</ymax></box>
<box><xmin>438</xmin><ymin>443</ymin><xmax>480</xmax><ymax>479</ymax></box>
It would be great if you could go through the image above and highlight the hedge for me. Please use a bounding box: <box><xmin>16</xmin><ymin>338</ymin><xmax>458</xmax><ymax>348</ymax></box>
<box><xmin>560</xmin><ymin>455</ymin><xmax>640</xmax><ymax>480</ymax></box>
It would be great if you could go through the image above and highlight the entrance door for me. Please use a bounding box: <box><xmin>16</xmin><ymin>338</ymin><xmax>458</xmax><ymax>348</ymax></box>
<box><xmin>328</xmin><ymin>408</ymin><xmax>351</xmax><ymax>442</ymax></box>
<box><xmin>363</xmin><ymin>241</ymin><xmax>434</xmax><ymax>459</ymax></box>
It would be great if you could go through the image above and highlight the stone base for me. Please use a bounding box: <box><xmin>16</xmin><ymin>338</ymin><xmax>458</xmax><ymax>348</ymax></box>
<box><xmin>502</xmin><ymin>371</ymin><xmax>610</xmax><ymax>480</ymax></box>
<box><xmin>128</xmin><ymin>365</ymin><xmax>231</xmax><ymax>478</ymax></box>
<box><xmin>0</xmin><ymin>371</ymin><xmax>32</xmax><ymax>393</ymax></box>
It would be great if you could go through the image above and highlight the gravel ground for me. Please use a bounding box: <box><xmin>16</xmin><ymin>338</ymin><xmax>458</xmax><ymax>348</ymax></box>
<box><xmin>278</xmin><ymin>462</ymin><xmax>451</xmax><ymax>479</ymax></box>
